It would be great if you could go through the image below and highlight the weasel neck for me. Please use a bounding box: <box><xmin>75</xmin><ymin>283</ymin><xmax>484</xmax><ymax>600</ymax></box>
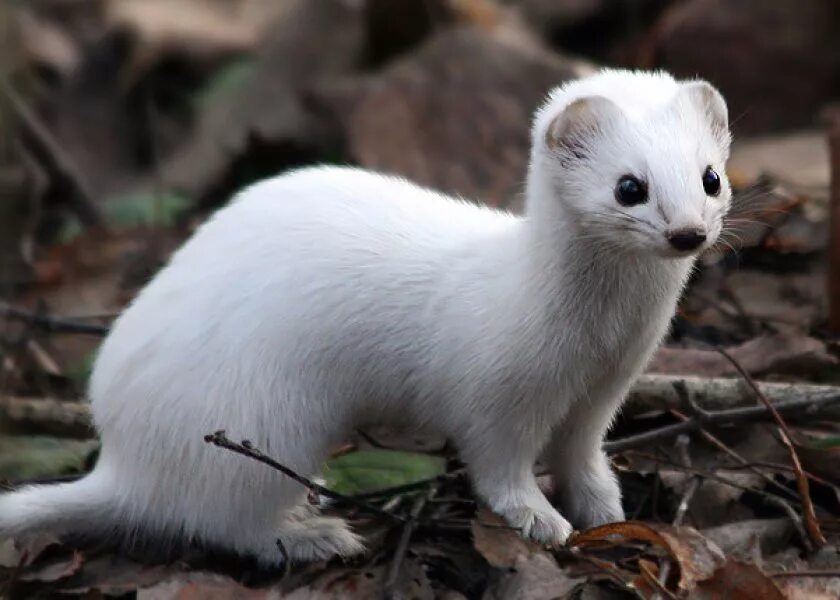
<box><xmin>513</xmin><ymin>180</ymin><xmax>695</xmax><ymax>349</ymax></box>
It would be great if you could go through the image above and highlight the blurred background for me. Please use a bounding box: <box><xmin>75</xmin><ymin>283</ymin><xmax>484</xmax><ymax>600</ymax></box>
<box><xmin>1</xmin><ymin>1</ymin><xmax>840</xmax><ymax>596</ymax></box>
<box><xmin>1</xmin><ymin>0</ymin><xmax>838</xmax><ymax>360</ymax></box>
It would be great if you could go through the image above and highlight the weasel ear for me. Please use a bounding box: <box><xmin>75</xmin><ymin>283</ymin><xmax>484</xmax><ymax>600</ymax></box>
<box><xmin>545</xmin><ymin>96</ymin><xmax>622</xmax><ymax>157</ymax></box>
<box><xmin>679</xmin><ymin>80</ymin><xmax>730</xmax><ymax>147</ymax></box>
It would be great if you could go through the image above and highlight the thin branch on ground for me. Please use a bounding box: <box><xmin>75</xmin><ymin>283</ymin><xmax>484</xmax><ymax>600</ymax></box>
<box><xmin>655</xmin><ymin>434</ymin><xmax>701</xmax><ymax>598</ymax></box>
<box><xmin>605</xmin><ymin>384</ymin><xmax>840</xmax><ymax>453</ymax></box>
<box><xmin>763</xmin><ymin>495</ymin><xmax>813</xmax><ymax>554</ymax></box>
<box><xmin>627</xmin><ymin>374</ymin><xmax>840</xmax><ymax>420</ymax></box>
<box><xmin>669</xmin><ymin>408</ymin><xmax>802</xmax><ymax>505</ymax></box>
<box><xmin>1</xmin><ymin>301</ymin><xmax>110</xmax><ymax>336</ymax></box>
<box><xmin>1</xmin><ymin>395</ymin><xmax>91</xmax><ymax>430</ymax></box>
<box><xmin>383</xmin><ymin>482</ymin><xmax>439</xmax><ymax>599</ymax></box>
<box><xmin>716</xmin><ymin>347</ymin><xmax>826</xmax><ymax>548</ymax></box>
<box><xmin>628</xmin><ymin>450</ymin><xmax>815</xmax><ymax>511</ymax></box>
<box><xmin>204</xmin><ymin>430</ymin><xmax>404</xmax><ymax>522</ymax></box>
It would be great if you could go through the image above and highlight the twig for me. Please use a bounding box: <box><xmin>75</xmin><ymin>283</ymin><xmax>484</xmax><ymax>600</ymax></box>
<box><xmin>628</xmin><ymin>451</ymin><xmax>815</xmax><ymax>510</ymax></box>
<box><xmin>827</xmin><ymin>111</ymin><xmax>840</xmax><ymax>333</ymax></box>
<box><xmin>764</xmin><ymin>496</ymin><xmax>813</xmax><ymax>553</ymax></box>
<box><xmin>1</xmin><ymin>395</ymin><xmax>91</xmax><ymax>430</ymax></box>
<box><xmin>669</xmin><ymin>408</ymin><xmax>802</xmax><ymax>505</ymax></box>
<box><xmin>383</xmin><ymin>482</ymin><xmax>439</xmax><ymax>600</ymax></box>
<box><xmin>627</xmin><ymin>374</ymin><xmax>840</xmax><ymax>419</ymax></box>
<box><xmin>0</xmin><ymin>77</ymin><xmax>103</xmax><ymax>227</ymax></box>
<box><xmin>204</xmin><ymin>430</ymin><xmax>404</xmax><ymax>523</ymax></box>
<box><xmin>559</xmin><ymin>548</ymin><xmax>646</xmax><ymax>599</ymax></box>
<box><xmin>670</xmin><ymin>437</ymin><xmax>701</xmax><ymax>526</ymax></box>
<box><xmin>655</xmin><ymin>435</ymin><xmax>701</xmax><ymax>598</ymax></box>
<box><xmin>605</xmin><ymin>386</ymin><xmax>840</xmax><ymax>453</ymax></box>
<box><xmin>1</xmin><ymin>301</ymin><xmax>109</xmax><ymax>336</ymax></box>
<box><xmin>716</xmin><ymin>347</ymin><xmax>826</xmax><ymax>548</ymax></box>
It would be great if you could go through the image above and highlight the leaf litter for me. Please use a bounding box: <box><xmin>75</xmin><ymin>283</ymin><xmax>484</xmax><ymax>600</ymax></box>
<box><xmin>2</xmin><ymin>0</ymin><xmax>840</xmax><ymax>598</ymax></box>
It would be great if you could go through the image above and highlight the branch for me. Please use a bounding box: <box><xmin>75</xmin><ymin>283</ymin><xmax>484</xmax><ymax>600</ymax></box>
<box><xmin>627</xmin><ymin>374</ymin><xmax>840</xmax><ymax>419</ymax></box>
<box><xmin>0</xmin><ymin>396</ymin><xmax>91</xmax><ymax>430</ymax></box>
<box><xmin>383</xmin><ymin>482</ymin><xmax>439</xmax><ymax>599</ymax></box>
<box><xmin>203</xmin><ymin>430</ymin><xmax>404</xmax><ymax>522</ymax></box>
<box><xmin>716</xmin><ymin>347</ymin><xmax>826</xmax><ymax>548</ymax></box>
<box><xmin>1</xmin><ymin>302</ymin><xmax>109</xmax><ymax>336</ymax></box>
<box><xmin>604</xmin><ymin>388</ymin><xmax>840</xmax><ymax>453</ymax></box>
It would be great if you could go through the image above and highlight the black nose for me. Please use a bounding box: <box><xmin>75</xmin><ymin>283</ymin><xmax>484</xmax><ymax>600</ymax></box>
<box><xmin>667</xmin><ymin>229</ymin><xmax>707</xmax><ymax>251</ymax></box>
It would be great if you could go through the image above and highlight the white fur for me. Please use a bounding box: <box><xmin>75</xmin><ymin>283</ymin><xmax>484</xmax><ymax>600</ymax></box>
<box><xmin>0</xmin><ymin>69</ymin><xmax>731</xmax><ymax>565</ymax></box>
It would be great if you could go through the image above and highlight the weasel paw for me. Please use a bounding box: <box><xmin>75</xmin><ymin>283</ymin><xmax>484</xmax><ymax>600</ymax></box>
<box><xmin>502</xmin><ymin>504</ymin><xmax>572</xmax><ymax>547</ymax></box>
<box><xmin>558</xmin><ymin>489</ymin><xmax>624</xmax><ymax>531</ymax></box>
<box><xmin>277</xmin><ymin>516</ymin><xmax>365</xmax><ymax>563</ymax></box>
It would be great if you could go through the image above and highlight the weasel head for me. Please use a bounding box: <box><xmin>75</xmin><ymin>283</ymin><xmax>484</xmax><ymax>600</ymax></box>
<box><xmin>528</xmin><ymin>69</ymin><xmax>732</xmax><ymax>258</ymax></box>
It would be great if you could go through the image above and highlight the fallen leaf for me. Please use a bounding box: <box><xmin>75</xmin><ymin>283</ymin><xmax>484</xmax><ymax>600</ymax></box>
<box><xmin>471</xmin><ymin>508</ymin><xmax>544</xmax><ymax>569</ymax></box>
<box><xmin>569</xmin><ymin>521</ymin><xmax>724</xmax><ymax>592</ymax></box>
<box><xmin>322</xmin><ymin>449</ymin><xmax>445</xmax><ymax>496</ymax></box>
<box><xmin>648</xmin><ymin>333</ymin><xmax>837</xmax><ymax>378</ymax></box>
<box><xmin>702</xmin><ymin>519</ymin><xmax>795</xmax><ymax>560</ymax></box>
<box><xmin>483</xmin><ymin>553</ymin><xmax>581</xmax><ymax>600</ymax></box>
<box><xmin>689</xmin><ymin>560</ymin><xmax>785</xmax><ymax>599</ymax></box>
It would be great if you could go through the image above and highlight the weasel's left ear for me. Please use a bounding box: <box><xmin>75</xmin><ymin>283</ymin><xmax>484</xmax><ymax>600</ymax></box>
<box><xmin>679</xmin><ymin>80</ymin><xmax>730</xmax><ymax>148</ymax></box>
<box><xmin>545</xmin><ymin>95</ymin><xmax>623</xmax><ymax>158</ymax></box>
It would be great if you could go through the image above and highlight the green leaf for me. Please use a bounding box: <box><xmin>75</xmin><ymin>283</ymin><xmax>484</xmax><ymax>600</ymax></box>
<box><xmin>0</xmin><ymin>436</ymin><xmax>98</xmax><ymax>481</ymax></box>
<box><xmin>803</xmin><ymin>435</ymin><xmax>840</xmax><ymax>450</ymax></box>
<box><xmin>323</xmin><ymin>449</ymin><xmax>445</xmax><ymax>496</ymax></box>
<box><xmin>106</xmin><ymin>191</ymin><xmax>190</xmax><ymax>228</ymax></box>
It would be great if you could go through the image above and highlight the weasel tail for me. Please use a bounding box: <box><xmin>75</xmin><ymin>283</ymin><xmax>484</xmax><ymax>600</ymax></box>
<box><xmin>0</xmin><ymin>468</ymin><xmax>118</xmax><ymax>539</ymax></box>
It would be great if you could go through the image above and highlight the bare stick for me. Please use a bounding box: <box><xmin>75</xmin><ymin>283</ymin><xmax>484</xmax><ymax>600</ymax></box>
<box><xmin>383</xmin><ymin>482</ymin><xmax>439</xmax><ymax>599</ymax></box>
<box><xmin>604</xmin><ymin>390</ymin><xmax>840</xmax><ymax>453</ymax></box>
<box><xmin>716</xmin><ymin>348</ymin><xmax>826</xmax><ymax>548</ymax></box>
<box><xmin>764</xmin><ymin>495</ymin><xmax>813</xmax><ymax>554</ymax></box>
<box><xmin>655</xmin><ymin>435</ymin><xmax>701</xmax><ymax>597</ymax></box>
<box><xmin>1</xmin><ymin>301</ymin><xmax>109</xmax><ymax>336</ymax></box>
<box><xmin>204</xmin><ymin>430</ymin><xmax>404</xmax><ymax>522</ymax></box>
<box><xmin>0</xmin><ymin>78</ymin><xmax>103</xmax><ymax>226</ymax></box>
<box><xmin>1</xmin><ymin>395</ymin><xmax>91</xmax><ymax>429</ymax></box>
<box><xmin>627</xmin><ymin>374</ymin><xmax>840</xmax><ymax>419</ymax></box>
<box><xmin>669</xmin><ymin>408</ymin><xmax>802</xmax><ymax>505</ymax></box>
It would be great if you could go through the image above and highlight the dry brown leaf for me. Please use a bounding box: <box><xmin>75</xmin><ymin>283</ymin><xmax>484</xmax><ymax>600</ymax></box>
<box><xmin>471</xmin><ymin>508</ymin><xmax>546</xmax><ymax>569</ymax></box>
<box><xmin>484</xmin><ymin>553</ymin><xmax>581</xmax><ymax>600</ymax></box>
<box><xmin>649</xmin><ymin>333</ymin><xmax>837</xmax><ymax>378</ymax></box>
<box><xmin>689</xmin><ymin>560</ymin><xmax>786</xmax><ymax>600</ymax></box>
<box><xmin>569</xmin><ymin>521</ymin><xmax>723</xmax><ymax>592</ymax></box>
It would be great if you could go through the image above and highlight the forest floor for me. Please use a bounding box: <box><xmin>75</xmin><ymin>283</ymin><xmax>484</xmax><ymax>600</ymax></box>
<box><xmin>1</xmin><ymin>1</ymin><xmax>840</xmax><ymax>598</ymax></box>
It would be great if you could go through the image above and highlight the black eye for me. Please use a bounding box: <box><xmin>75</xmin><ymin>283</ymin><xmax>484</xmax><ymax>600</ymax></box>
<box><xmin>702</xmin><ymin>166</ymin><xmax>721</xmax><ymax>196</ymax></box>
<box><xmin>615</xmin><ymin>175</ymin><xmax>647</xmax><ymax>206</ymax></box>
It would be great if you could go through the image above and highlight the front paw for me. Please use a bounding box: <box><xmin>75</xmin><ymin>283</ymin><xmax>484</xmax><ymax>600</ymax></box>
<box><xmin>498</xmin><ymin>503</ymin><xmax>573</xmax><ymax>547</ymax></box>
<box><xmin>556</xmin><ymin>481</ymin><xmax>624</xmax><ymax>531</ymax></box>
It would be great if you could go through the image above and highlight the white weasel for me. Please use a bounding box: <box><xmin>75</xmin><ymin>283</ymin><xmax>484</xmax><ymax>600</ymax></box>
<box><xmin>0</xmin><ymin>69</ymin><xmax>731</xmax><ymax>565</ymax></box>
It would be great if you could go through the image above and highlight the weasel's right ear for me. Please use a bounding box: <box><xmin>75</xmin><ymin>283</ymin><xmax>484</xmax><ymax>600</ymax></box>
<box><xmin>545</xmin><ymin>96</ymin><xmax>622</xmax><ymax>158</ymax></box>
